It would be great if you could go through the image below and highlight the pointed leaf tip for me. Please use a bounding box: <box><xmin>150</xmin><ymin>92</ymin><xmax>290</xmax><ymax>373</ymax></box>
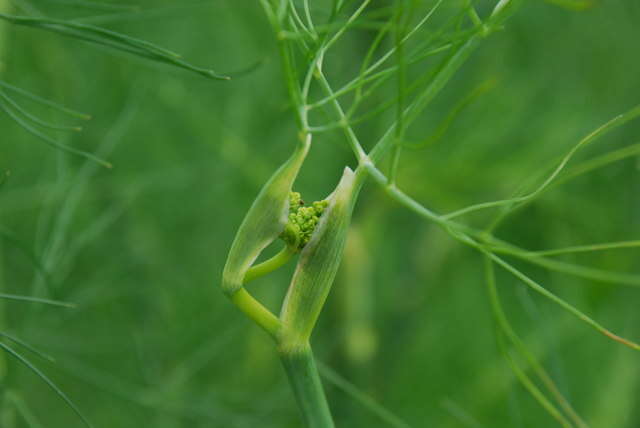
<box><xmin>222</xmin><ymin>142</ymin><xmax>310</xmax><ymax>296</ymax></box>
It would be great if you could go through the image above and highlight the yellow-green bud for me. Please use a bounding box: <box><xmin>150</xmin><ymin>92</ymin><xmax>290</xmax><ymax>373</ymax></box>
<box><xmin>281</xmin><ymin>192</ymin><xmax>330</xmax><ymax>250</ymax></box>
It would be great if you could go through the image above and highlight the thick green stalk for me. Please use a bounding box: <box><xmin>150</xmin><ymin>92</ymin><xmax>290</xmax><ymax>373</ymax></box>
<box><xmin>276</xmin><ymin>168</ymin><xmax>364</xmax><ymax>427</ymax></box>
<box><xmin>279</xmin><ymin>343</ymin><xmax>334</xmax><ymax>428</ymax></box>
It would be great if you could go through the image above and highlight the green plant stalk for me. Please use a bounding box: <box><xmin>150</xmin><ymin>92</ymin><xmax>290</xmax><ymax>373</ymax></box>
<box><xmin>279</xmin><ymin>343</ymin><xmax>334</xmax><ymax>428</ymax></box>
<box><xmin>231</xmin><ymin>167</ymin><xmax>364</xmax><ymax>426</ymax></box>
<box><xmin>277</xmin><ymin>168</ymin><xmax>363</xmax><ymax>427</ymax></box>
<box><xmin>238</xmin><ymin>259</ymin><xmax>335</xmax><ymax>427</ymax></box>
<box><xmin>229</xmin><ymin>288</ymin><xmax>281</xmax><ymax>337</ymax></box>
<box><xmin>244</xmin><ymin>245</ymin><xmax>296</xmax><ymax>284</ymax></box>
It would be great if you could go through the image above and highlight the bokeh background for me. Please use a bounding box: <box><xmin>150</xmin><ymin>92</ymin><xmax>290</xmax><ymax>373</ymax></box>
<box><xmin>1</xmin><ymin>1</ymin><xmax>639</xmax><ymax>427</ymax></box>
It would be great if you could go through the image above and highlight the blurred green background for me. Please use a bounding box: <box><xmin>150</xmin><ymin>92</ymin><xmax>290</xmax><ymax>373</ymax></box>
<box><xmin>1</xmin><ymin>1</ymin><xmax>639</xmax><ymax>427</ymax></box>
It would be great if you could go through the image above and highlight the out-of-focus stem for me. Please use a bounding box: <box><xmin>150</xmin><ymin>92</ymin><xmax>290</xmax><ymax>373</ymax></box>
<box><xmin>341</xmin><ymin>227</ymin><xmax>377</xmax><ymax>367</ymax></box>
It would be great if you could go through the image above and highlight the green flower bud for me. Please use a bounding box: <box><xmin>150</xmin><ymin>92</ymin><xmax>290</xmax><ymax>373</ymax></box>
<box><xmin>280</xmin><ymin>191</ymin><xmax>330</xmax><ymax>251</ymax></box>
<box><xmin>312</xmin><ymin>200</ymin><xmax>328</xmax><ymax>213</ymax></box>
<box><xmin>289</xmin><ymin>191</ymin><xmax>303</xmax><ymax>211</ymax></box>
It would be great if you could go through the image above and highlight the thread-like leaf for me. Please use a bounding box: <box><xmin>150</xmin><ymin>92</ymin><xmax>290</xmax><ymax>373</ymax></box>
<box><xmin>0</xmin><ymin>332</ymin><xmax>56</xmax><ymax>362</ymax></box>
<box><xmin>0</xmin><ymin>97</ymin><xmax>112</xmax><ymax>168</ymax></box>
<box><xmin>319</xmin><ymin>362</ymin><xmax>412</xmax><ymax>428</ymax></box>
<box><xmin>0</xmin><ymin>80</ymin><xmax>91</xmax><ymax>119</ymax></box>
<box><xmin>444</xmin><ymin>104</ymin><xmax>640</xmax><ymax>220</ymax></box>
<box><xmin>0</xmin><ymin>90</ymin><xmax>82</xmax><ymax>132</ymax></box>
<box><xmin>486</xmin><ymin>251</ymin><xmax>640</xmax><ymax>351</ymax></box>
<box><xmin>0</xmin><ymin>13</ymin><xmax>229</xmax><ymax>80</ymax></box>
<box><xmin>484</xmin><ymin>257</ymin><xmax>588</xmax><ymax>428</ymax></box>
<box><xmin>0</xmin><ymin>342</ymin><xmax>92</xmax><ymax>427</ymax></box>
<box><xmin>0</xmin><ymin>293</ymin><xmax>75</xmax><ymax>307</ymax></box>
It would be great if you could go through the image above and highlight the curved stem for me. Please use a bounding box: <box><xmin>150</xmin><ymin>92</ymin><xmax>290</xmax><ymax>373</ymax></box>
<box><xmin>244</xmin><ymin>245</ymin><xmax>297</xmax><ymax>284</ymax></box>
<box><xmin>229</xmin><ymin>288</ymin><xmax>281</xmax><ymax>338</ymax></box>
<box><xmin>227</xmin><ymin>244</ymin><xmax>298</xmax><ymax>340</ymax></box>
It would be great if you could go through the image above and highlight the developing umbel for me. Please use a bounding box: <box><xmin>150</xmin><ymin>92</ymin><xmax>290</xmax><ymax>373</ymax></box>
<box><xmin>281</xmin><ymin>192</ymin><xmax>329</xmax><ymax>250</ymax></box>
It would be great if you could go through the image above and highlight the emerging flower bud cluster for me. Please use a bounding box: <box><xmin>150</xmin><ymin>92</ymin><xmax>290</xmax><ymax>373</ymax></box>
<box><xmin>282</xmin><ymin>192</ymin><xmax>329</xmax><ymax>250</ymax></box>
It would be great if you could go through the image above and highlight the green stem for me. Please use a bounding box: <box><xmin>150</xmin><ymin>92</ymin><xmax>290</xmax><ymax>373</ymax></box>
<box><xmin>226</xmin><ymin>245</ymin><xmax>298</xmax><ymax>340</ymax></box>
<box><xmin>229</xmin><ymin>288</ymin><xmax>281</xmax><ymax>338</ymax></box>
<box><xmin>244</xmin><ymin>245</ymin><xmax>296</xmax><ymax>284</ymax></box>
<box><xmin>279</xmin><ymin>343</ymin><xmax>335</xmax><ymax>428</ymax></box>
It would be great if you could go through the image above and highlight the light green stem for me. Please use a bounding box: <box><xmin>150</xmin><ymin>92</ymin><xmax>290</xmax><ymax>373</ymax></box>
<box><xmin>244</xmin><ymin>245</ymin><xmax>296</xmax><ymax>284</ymax></box>
<box><xmin>279</xmin><ymin>343</ymin><xmax>334</xmax><ymax>428</ymax></box>
<box><xmin>229</xmin><ymin>288</ymin><xmax>281</xmax><ymax>338</ymax></box>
